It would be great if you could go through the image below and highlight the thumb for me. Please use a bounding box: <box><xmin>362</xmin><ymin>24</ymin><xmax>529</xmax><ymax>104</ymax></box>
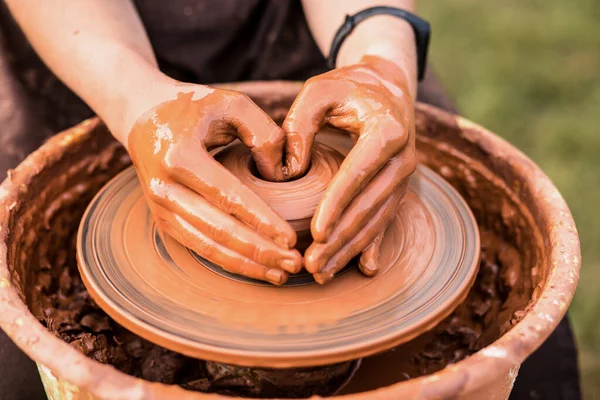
<box><xmin>283</xmin><ymin>79</ymin><xmax>343</xmax><ymax>179</ymax></box>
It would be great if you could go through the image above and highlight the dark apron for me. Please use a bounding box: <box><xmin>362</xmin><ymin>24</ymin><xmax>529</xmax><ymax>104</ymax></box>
<box><xmin>0</xmin><ymin>1</ymin><xmax>579</xmax><ymax>399</ymax></box>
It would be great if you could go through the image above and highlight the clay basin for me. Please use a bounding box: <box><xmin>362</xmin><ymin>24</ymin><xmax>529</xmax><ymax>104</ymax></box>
<box><xmin>0</xmin><ymin>81</ymin><xmax>580</xmax><ymax>399</ymax></box>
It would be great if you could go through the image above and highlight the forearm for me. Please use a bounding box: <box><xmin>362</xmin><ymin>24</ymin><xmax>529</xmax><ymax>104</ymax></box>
<box><xmin>5</xmin><ymin>0</ymin><xmax>174</xmax><ymax>145</ymax></box>
<box><xmin>301</xmin><ymin>0</ymin><xmax>417</xmax><ymax>97</ymax></box>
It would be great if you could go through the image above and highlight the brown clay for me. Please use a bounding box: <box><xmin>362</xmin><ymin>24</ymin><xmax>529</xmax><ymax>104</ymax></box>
<box><xmin>214</xmin><ymin>142</ymin><xmax>345</xmax><ymax>253</ymax></box>
<box><xmin>77</xmin><ymin>132</ymin><xmax>479</xmax><ymax>368</ymax></box>
<box><xmin>0</xmin><ymin>81</ymin><xmax>581</xmax><ymax>400</ymax></box>
<box><xmin>284</xmin><ymin>56</ymin><xmax>417</xmax><ymax>282</ymax></box>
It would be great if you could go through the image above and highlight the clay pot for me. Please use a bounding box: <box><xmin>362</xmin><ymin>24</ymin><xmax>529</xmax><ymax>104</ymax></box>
<box><xmin>0</xmin><ymin>81</ymin><xmax>579</xmax><ymax>400</ymax></box>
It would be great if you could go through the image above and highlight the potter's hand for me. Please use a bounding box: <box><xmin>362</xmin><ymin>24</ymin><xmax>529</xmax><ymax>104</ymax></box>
<box><xmin>283</xmin><ymin>56</ymin><xmax>416</xmax><ymax>284</ymax></box>
<box><xmin>128</xmin><ymin>86</ymin><xmax>302</xmax><ymax>285</ymax></box>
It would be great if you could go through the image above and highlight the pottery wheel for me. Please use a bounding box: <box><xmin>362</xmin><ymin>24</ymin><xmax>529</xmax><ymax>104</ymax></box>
<box><xmin>77</xmin><ymin>132</ymin><xmax>480</xmax><ymax>368</ymax></box>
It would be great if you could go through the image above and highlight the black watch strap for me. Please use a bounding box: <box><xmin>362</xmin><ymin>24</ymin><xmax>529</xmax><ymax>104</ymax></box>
<box><xmin>327</xmin><ymin>6</ymin><xmax>431</xmax><ymax>81</ymax></box>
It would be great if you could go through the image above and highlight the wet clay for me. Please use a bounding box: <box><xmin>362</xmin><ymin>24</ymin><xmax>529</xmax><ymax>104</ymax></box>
<box><xmin>77</xmin><ymin>143</ymin><xmax>478</xmax><ymax>367</ymax></box>
<box><xmin>1</xmin><ymin>81</ymin><xmax>577</xmax><ymax>399</ymax></box>
<box><xmin>214</xmin><ymin>142</ymin><xmax>345</xmax><ymax>253</ymax></box>
<box><xmin>21</xmin><ymin>129</ymin><xmax>356</xmax><ymax>397</ymax></box>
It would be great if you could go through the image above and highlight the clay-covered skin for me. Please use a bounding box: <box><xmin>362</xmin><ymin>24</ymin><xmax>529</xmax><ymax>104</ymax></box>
<box><xmin>128</xmin><ymin>89</ymin><xmax>302</xmax><ymax>285</ymax></box>
<box><xmin>127</xmin><ymin>56</ymin><xmax>415</xmax><ymax>286</ymax></box>
<box><xmin>283</xmin><ymin>55</ymin><xmax>417</xmax><ymax>283</ymax></box>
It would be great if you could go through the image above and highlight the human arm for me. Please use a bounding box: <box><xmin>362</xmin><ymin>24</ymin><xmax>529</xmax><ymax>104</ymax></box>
<box><xmin>302</xmin><ymin>0</ymin><xmax>417</xmax><ymax>95</ymax></box>
<box><xmin>4</xmin><ymin>0</ymin><xmax>165</xmax><ymax>143</ymax></box>
<box><xmin>5</xmin><ymin>0</ymin><xmax>302</xmax><ymax>284</ymax></box>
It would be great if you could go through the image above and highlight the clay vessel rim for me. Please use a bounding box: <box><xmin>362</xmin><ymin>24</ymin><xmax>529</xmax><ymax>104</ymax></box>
<box><xmin>0</xmin><ymin>83</ymin><xmax>581</xmax><ymax>399</ymax></box>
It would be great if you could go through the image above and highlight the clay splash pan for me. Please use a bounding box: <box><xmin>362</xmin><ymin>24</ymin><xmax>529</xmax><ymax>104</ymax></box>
<box><xmin>77</xmin><ymin>139</ymin><xmax>480</xmax><ymax>369</ymax></box>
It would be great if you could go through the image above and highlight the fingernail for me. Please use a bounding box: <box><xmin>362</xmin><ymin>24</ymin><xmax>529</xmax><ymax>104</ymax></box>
<box><xmin>266</xmin><ymin>269</ymin><xmax>284</xmax><ymax>285</ymax></box>
<box><xmin>279</xmin><ymin>259</ymin><xmax>299</xmax><ymax>273</ymax></box>
<box><xmin>313</xmin><ymin>271</ymin><xmax>334</xmax><ymax>285</ymax></box>
<box><xmin>361</xmin><ymin>260</ymin><xmax>378</xmax><ymax>277</ymax></box>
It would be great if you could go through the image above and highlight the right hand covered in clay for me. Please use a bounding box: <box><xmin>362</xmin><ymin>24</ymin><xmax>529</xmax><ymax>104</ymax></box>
<box><xmin>127</xmin><ymin>85</ymin><xmax>302</xmax><ymax>285</ymax></box>
<box><xmin>283</xmin><ymin>56</ymin><xmax>417</xmax><ymax>284</ymax></box>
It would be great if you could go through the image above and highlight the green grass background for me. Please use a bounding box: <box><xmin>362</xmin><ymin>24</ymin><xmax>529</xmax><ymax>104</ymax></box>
<box><xmin>419</xmin><ymin>1</ymin><xmax>600</xmax><ymax>398</ymax></box>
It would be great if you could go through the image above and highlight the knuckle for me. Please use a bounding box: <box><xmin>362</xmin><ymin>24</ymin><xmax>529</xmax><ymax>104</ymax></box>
<box><xmin>219</xmin><ymin>192</ymin><xmax>244</xmax><ymax>216</ymax></box>
<box><xmin>392</xmin><ymin>152</ymin><xmax>417</xmax><ymax>181</ymax></box>
<box><xmin>228</xmin><ymin>259</ymin><xmax>251</xmax><ymax>277</ymax></box>
<box><xmin>256</xmin><ymin>122</ymin><xmax>285</xmax><ymax>146</ymax></box>
<box><xmin>250</xmin><ymin>247</ymin><xmax>264</xmax><ymax>265</ymax></box>
<box><xmin>216</xmin><ymin>90</ymin><xmax>247</xmax><ymax>112</ymax></box>
<box><xmin>219</xmin><ymin>89</ymin><xmax>239</xmax><ymax>101</ymax></box>
<box><xmin>282</xmin><ymin>114</ymin><xmax>299</xmax><ymax>134</ymax></box>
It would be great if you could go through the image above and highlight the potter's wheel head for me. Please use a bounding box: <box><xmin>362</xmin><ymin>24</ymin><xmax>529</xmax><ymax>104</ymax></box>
<box><xmin>77</xmin><ymin>164</ymin><xmax>479</xmax><ymax>368</ymax></box>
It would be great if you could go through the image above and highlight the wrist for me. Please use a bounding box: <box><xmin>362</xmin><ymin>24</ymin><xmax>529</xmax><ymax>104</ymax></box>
<box><xmin>115</xmin><ymin>77</ymin><xmax>215</xmax><ymax>150</ymax></box>
<box><xmin>112</xmin><ymin>71</ymin><xmax>175</xmax><ymax>148</ymax></box>
<box><xmin>336</xmin><ymin>15</ymin><xmax>418</xmax><ymax>97</ymax></box>
<box><xmin>89</xmin><ymin>46</ymin><xmax>174</xmax><ymax>147</ymax></box>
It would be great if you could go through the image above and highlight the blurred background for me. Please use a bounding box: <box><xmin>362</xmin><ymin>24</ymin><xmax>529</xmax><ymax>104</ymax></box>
<box><xmin>419</xmin><ymin>1</ymin><xmax>599</xmax><ymax>398</ymax></box>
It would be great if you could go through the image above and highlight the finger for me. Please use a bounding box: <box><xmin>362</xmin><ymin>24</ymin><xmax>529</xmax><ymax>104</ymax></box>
<box><xmin>358</xmin><ymin>182</ymin><xmax>410</xmax><ymax>277</ymax></box>
<box><xmin>151</xmin><ymin>203</ymin><xmax>289</xmax><ymax>285</ymax></box>
<box><xmin>305</xmin><ymin>155</ymin><xmax>415</xmax><ymax>271</ymax></box>
<box><xmin>165</xmin><ymin>150</ymin><xmax>297</xmax><ymax>248</ymax></box>
<box><xmin>359</xmin><ymin>229</ymin><xmax>385</xmax><ymax>277</ymax></box>
<box><xmin>305</xmin><ymin>185</ymin><xmax>403</xmax><ymax>276</ymax></box>
<box><xmin>312</xmin><ymin>119</ymin><xmax>410</xmax><ymax>242</ymax></box>
<box><xmin>312</xmin><ymin>191</ymin><xmax>402</xmax><ymax>284</ymax></box>
<box><xmin>225</xmin><ymin>93</ymin><xmax>287</xmax><ymax>182</ymax></box>
<box><xmin>151</xmin><ymin>182</ymin><xmax>302</xmax><ymax>273</ymax></box>
<box><xmin>282</xmin><ymin>79</ymin><xmax>352</xmax><ymax>179</ymax></box>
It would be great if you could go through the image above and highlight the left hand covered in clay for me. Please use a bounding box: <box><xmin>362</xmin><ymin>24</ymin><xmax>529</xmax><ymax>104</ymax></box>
<box><xmin>127</xmin><ymin>85</ymin><xmax>302</xmax><ymax>286</ymax></box>
<box><xmin>283</xmin><ymin>55</ymin><xmax>416</xmax><ymax>284</ymax></box>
